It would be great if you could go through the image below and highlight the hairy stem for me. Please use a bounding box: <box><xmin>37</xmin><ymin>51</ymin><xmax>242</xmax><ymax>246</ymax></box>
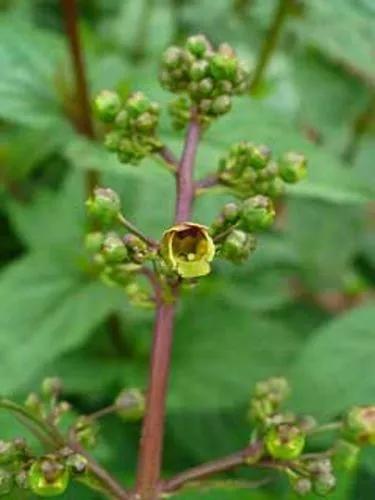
<box><xmin>162</xmin><ymin>441</ymin><xmax>263</xmax><ymax>493</ymax></box>
<box><xmin>175</xmin><ymin>110</ymin><xmax>201</xmax><ymax>222</ymax></box>
<box><xmin>250</xmin><ymin>0</ymin><xmax>291</xmax><ymax>93</ymax></box>
<box><xmin>60</xmin><ymin>0</ymin><xmax>99</xmax><ymax>194</ymax></box>
<box><xmin>342</xmin><ymin>93</ymin><xmax>375</xmax><ymax>165</ymax></box>
<box><xmin>135</xmin><ymin>299</ymin><xmax>176</xmax><ymax>499</ymax></box>
<box><xmin>118</xmin><ymin>214</ymin><xmax>158</xmax><ymax>247</ymax></box>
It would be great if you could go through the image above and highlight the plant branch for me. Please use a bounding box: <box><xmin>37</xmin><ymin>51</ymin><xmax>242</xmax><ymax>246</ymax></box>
<box><xmin>158</xmin><ymin>146</ymin><xmax>179</xmax><ymax>174</ymax></box>
<box><xmin>195</xmin><ymin>172</ymin><xmax>219</xmax><ymax>193</ymax></box>
<box><xmin>175</xmin><ymin>109</ymin><xmax>201</xmax><ymax>222</ymax></box>
<box><xmin>162</xmin><ymin>441</ymin><xmax>263</xmax><ymax>493</ymax></box>
<box><xmin>60</xmin><ymin>0</ymin><xmax>99</xmax><ymax>194</ymax></box>
<box><xmin>118</xmin><ymin>214</ymin><xmax>158</xmax><ymax>248</ymax></box>
<box><xmin>69</xmin><ymin>431</ymin><xmax>130</xmax><ymax>499</ymax></box>
<box><xmin>250</xmin><ymin>0</ymin><xmax>291</xmax><ymax>93</ymax></box>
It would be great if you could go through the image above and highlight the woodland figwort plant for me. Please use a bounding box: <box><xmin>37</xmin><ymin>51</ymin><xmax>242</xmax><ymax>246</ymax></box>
<box><xmin>0</xmin><ymin>34</ymin><xmax>374</xmax><ymax>500</ymax></box>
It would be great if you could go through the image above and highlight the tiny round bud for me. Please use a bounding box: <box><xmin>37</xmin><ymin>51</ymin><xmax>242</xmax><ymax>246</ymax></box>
<box><xmin>162</xmin><ymin>46</ymin><xmax>184</xmax><ymax>68</ymax></box>
<box><xmin>25</xmin><ymin>393</ymin><xmax>43</xmax><ymax>416</ymax></box>
<box><xmin>313</xmin><ymin>472</ymin><xmax>336</xmax><ymax>496</ymax></box>
<box><xmin>85</xmin><ymin>232</ymin><xmax>104</xmax><ymax>254</ymax></box>
<box><xmin>0</xmin><ymin>469</ymin><xmax>12</xmax><ymax>496</ymax></box>
<box><xmin>334</xmin><ymin>439</ymin><xmax>360</xmax><ymax>471</ymax></box>
<box><xmin>293</xmin><ymin>477</ymin><xmax>312</xmax><ymax>496</ymax></box>
<box><xmin>29</xmin><ymin>458</ymin><xmax>69</xmax><ymax>497</ymax></box>
<box><xmin>279</xmin><ymin>151</ymin><xmax>307</xmax><ymax>183</ymax></box>
<box><xmin>74</xmin><ymin>417</ymin><xmax>99</xmax><ymax>449</ymax></box>
<box><xmin>126</xmin><ymin>92</ymin><xmax>151</xmax><ymax>118</ymax></box>
<box><xmin>211</xmin><ymin>95</ymin><xmax>231</xmax><ymax>115</ymax></box>
<box><xmin>343</xmin><ymin>406</ymin><xmax>375</xmax><ymax>445</ymax></box>
<box><xmin>222</xmin><ymin>202</ymin><xmax>240</xmax><ymax>222</ymax></box>
<box><xmin>104</xmin><ymin>130</ymin><xmax>123</xmax><ymax>152</ymax></box>
<box><xmin>66</xmin><ymin>454</ymin><xmax>88</xmax><ymax>475</ymax></box>
<box><xmin>115</xmin><ymin>388</ymin><xmax>146</xmax><ymax>421</ymax></box>
<box><xmin>210</xmin><ymin>53</ymin><xmax>238</xmax><ymax>81</ymax></box>
<box><xmin>42</xmin><ymin>377</ymin><xmax>62</xmax><ymax>398</ymax></box>
<box><xmin>254</xmin><ymin>377</ymin><xmax>290</xmax><ymax>405</ymax></box>
<box><xmin>240</xmin><ymin>195</ymin><xmax>275</xmax><ymax>231</ymax></box>
<box><xmin>134</xmin><ymin>112</ymin><xmax>158</xmax><ymax>133</ymax></box>
<box><xmin>15</xmin><ymin>470</ymin><xmax>28</xmax><ymax>490</ymax></box>
<box><xmin>0</xmin><ymin>441</ymin><xmax>17</xmax><ymax>465</ymax></box>
<box><xmin>102</xmin><ymin>232</ymin><xmax>128</xmax><ymax>263</ymax></box>
<box><xmin>186</xmin><ymin>34</ymin><xmax>211</xmax><ymax>58</ymax></box>
<box><xmin>249</xmin><ymin>144</ymin><xmax>271</xmax><ymax>170</ymax></box>
<box><xmin>197</xmin><ymin>78</ymin><xmax>214</xmax><ymax>97</ymax></box>
<box><xmin>94</xmin><ymin>90</ymin><xmax>121</xmax><ymax>122</ymax></box>
<box><xmin>307</xmin><ymin>458</ymin><xmax>333</xmax><ymax>475</ymax></box>
<box><xmin>86</xmin><ymin>187</ymin><xmax>121</xmax><ymax>227</ymax></box>
<box><xmin>221</xmin><ymin>230</ymin><xmax>256</xmax><ymax>263</ymax></box>
<box><xmin>265</xmin><ymin>424</ymin><xmax>305</xmax><ymax>460</ymax></box>
<box><xmin>190</xmin><ymin>60</ymin><xmax>209</xmax><ymax>81</ymax></box>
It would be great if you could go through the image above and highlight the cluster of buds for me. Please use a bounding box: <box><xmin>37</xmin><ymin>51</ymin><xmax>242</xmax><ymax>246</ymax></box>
<box><xmin>218</xmin><ymin>142</ymin><xmax>307</xmax><ymax>198</ymax></box>
<box><xmin>210</xmin><ymin>194</ymin><xmax>275</xmax><ymax>264</ymax></box>
<box><xmin>160</xmin><ymin>34</ymin><xmax>250</xmax><ymax>127</ymax></box>
<box><xmin>288</xmin><ymin>457</ymin><xmax>336</xmax><ymax>497</ymax></box>
<box><xmin>94</xmin><ymin>90</ymin><xmax>162</xmax><ymax>165</ymax></box>
<box><xmin>85</xmin><ymin>188</ymin><xmax>156</xmax><ymax>301</ymax></box>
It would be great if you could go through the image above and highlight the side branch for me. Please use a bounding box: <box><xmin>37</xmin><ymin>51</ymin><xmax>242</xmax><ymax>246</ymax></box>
<box><xmin>162</xmin><ymin>441</ymin><xmax>263</xmax><ymax>493</ymax></box>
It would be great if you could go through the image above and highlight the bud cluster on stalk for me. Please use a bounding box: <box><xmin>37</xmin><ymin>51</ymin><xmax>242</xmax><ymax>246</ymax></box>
<box><xmin>218</xmin><ymin>141</ymin><xmax>307</xmax><ymax>198</ymax></box>
<box><xmin>94</xmin><ymin>90</ymin><xmax>162</xmax><ymax>165</ymax></box>
<box><xmin>160</xmin><ymin>34</ymin><xmax>250</xmax><ymax>128</ymax></box>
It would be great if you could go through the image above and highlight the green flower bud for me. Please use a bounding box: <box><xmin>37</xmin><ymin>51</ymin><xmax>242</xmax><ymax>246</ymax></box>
<box><xmin>254</xmin><ymin>377</ymin><xmax>290</xmax><ymax>406</ymax></box>
<box><xmin>29</xmin><ymin>459</ymin><xmax>69</xmax><ymax>497</ymax></box>
<box><xmin>0</xmin><ymin>441</ymin><xmax>17</xmax><ymax>465</ymax></box>
<box><xmin>333</xmin><ymin>439</ymin><xmax>360</xmax><ymax>471</ymax></box>
<box><xmin>160</xmin><ymin>223</ymin><xmax>215</xmax><ymax>278</ymax></box>
<box><xmin>86</xmin><ymin>187</ymin><xmax>121</xmax><ymax>227</ymax></box>
<box><xmin>222</xmin><ymin>202</ymin><xmax>240</xmax><ymax>222</ymax></box>
<box><xmin>102</xmin><ymin>233</ymin><xmax>128</xmax><ymax>263</ymax></box>
<box><xmin>94</xmin><ymin>90</ymin><xmax>121</xmax><ymax>122</ymax></box>
<box><xmin>114</xmin><ymin>109</ymin><xmax>129</xmax><ymax>128</ymax></box>
<box><xmin>240</xmin><ymin>195</ymin><xmax>275</xmax><ymax>231</ymax></box>
<box><xmin>25</xmin><ymin>393</ymin><xmax>43</xmax><ymax>416</ymax></box>
<box><xmin>124</xmin><ymin>234</ymin><xmax>149</xmax><ymax>264</ymax></box>
<box><xmin>115</xmin><ymin>388</ymin><xmax>146</xmax><ymax>421</ymax></box>
<box><xmin>0</xmin><ymin>469</ymin><xmax>12</xmax><ymax>496</ymax></box>
<box><xmin>313</xmin><ymin>472</ymin><xmax>336</xmax><ymax>497</ymax></box>
<box><xmin>162</xmin><ymin>46</ymin><xmax>184</xmax><ymax>68</ymax></box>
<box><xmin>186</xmin><ymin>34</ymin><xmax>211</xmax><ymax>58</ymax></box>
<box><xmin>292</xmin><ymin>477</ymin><xmax>312</xmax><ymax>496</ymax></box>
<box><xmin>74</xmin><ymin>417</ymin><xmax>99</xmax><ymax>449</ymax></box>
<box><xmin>199</xmin><ymin>98</ymin><xmax>213</xmax><ymax>113</ymax></box>
<box><xmin>197</xmin><ymin>78</ymin><xmax>214</xmax><ymax>97</ymax></box>
<box><xmin>85</xmin><ymin>232</ymin><xmax>104</xmax><ymax>254</ymax></box>
<box><xmin>42</xmin><ymin>377</ymin><xmax>62</xmax><ymax>398</ymax></box>
<box><xmin>15</xmin><ymin>470</ymin><xmax>29</xmax><ymax>490</ymax></box>
<box><xmin>134</xmin><ymin>112</ymin><xmax>158</xmax><ymax>133</ymax></box>
<box><xmin>307</xmin><ymin>458</ymin><xmax>333</xmax><ymax>475</ymax></box>
<box><xmin>249</xmin><ymin>144</ymin><xmax>271</xmax><ymax>170</ymax></box>
<box><xmin>211</xmin><ymin>95</ymin><xmax>231</xmax><ymax>115</ymax></box>
<box><xmin>210</xmin><ymin>53</ymin><xmax>238</xmax><ymax>81</ymax></box>
<box><xmin>221</xmin><ymin>230</ymin><xmax>256</xmax><ymax>263</ymax></box>
<box><xmin>265</xmin><ymin>424</ymin><xmax>305</xmax><ymax>460</ymax></box>
<box><xmin>127</xmin><ymin>92</ymin><xmax>151</xmax><ymax>118</ymax></box>
<box><xmin>279</xmin><ymin>151</ymin><xmax>307</xmax><ymax>183</ymax></box>
<box><xmin>343</xmin><ymin>406</ymin><xmax>375</xmax><ymax>445</ymax></box>
<box><xmin>66</xmin><ymin>454</ymin><xmax>88</xmax><ymax>475</ymax></box>
<box><xmin>249</xmin><ymin>397</ymin><xmax>274</xmax><ymax>423</ymax></box>
<box><xmin>266</xmin><ymin>177</ymin><xmax>286</xmax><ymax>198</ymax></box>
<box><xmin>190</xmin><ymin>60</ymin><xmax>209</xmax><ymax>81</ymax></box>
<box><xmin>104</xmin><ymin>130</ymin><xmax>122</xmax><ymax>152</ymax></box>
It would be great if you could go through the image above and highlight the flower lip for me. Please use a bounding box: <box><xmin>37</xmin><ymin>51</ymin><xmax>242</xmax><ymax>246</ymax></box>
<box><xmin>161</xmin><ymin>222</ymin><xmax>215</xmax><ymax>278</ymax></box>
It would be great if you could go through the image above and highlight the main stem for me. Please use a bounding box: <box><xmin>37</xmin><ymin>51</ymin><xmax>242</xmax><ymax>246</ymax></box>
<box><xmin>136</xmin><ymin>113</ymin><xmax>200</xmax><ymax>499</ymax></box>
<box><xmin>60</xmin><ymin>0</ymin><xmax>99</xmax><ymax>194</ymax></box>
<box><xmin>250</xmin><ymin>0</ymin><xmax>290</xmax><ymax>93</ymax></box>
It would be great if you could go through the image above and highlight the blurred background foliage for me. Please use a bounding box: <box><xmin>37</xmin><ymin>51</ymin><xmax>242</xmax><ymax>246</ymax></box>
<box><xmin>0</xmin><ymin>0</ymin><xmax>374</xmax><ymax>498</ymax></box>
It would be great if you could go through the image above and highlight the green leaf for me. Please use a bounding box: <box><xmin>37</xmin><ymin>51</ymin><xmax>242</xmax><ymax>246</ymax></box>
<box><xmin>286</xmin><ymin>199</ymin><xmax>364</xmax><ymax>289</ymax></box>
<box><xmin>0</xmin><ymin>253</ymin><xmax>124</xmax><ymax>395</ymax></box>
<box><xmin>289</xmin><ymin>304</ymin><xmax>375</xmax><ymax>419</ymax></box>
<box><xmin>0</xmin><ymin>17</ymin><xmax>71</xmax><ymax>131</ymax></box>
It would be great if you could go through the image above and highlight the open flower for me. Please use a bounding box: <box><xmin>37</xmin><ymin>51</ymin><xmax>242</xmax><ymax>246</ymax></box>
<box><xmin>161</xmin><ymin>222</ymin><xmax>215</xmax><ymax>278</ymax></box>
